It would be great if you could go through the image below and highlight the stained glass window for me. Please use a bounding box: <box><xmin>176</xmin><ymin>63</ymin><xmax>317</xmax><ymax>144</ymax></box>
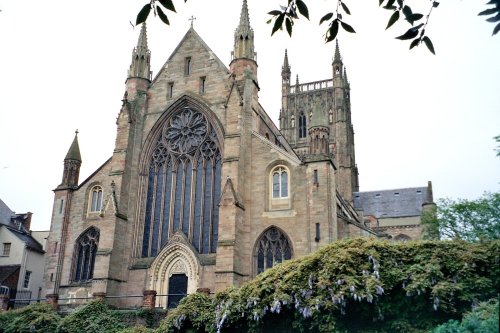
<box><xmin>142</xmin><ymin>107</ymin><xmax>222</xmax><ymax>257</ymax></box>
<box><xmin>73</xmin><ymin>227</ymin><xmax>99</xmax><ymax>282</ymax></box>
<box><xmin>255</xmin><ymin>227</ymin><xmax>292</xmax><ymax>274</ymax></box>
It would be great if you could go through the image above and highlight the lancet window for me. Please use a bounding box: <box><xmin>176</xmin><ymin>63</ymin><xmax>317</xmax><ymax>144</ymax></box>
<box><xmin>142</xmin><ymin>107</ymin><xmax>222</xmax><ymax>257</ymax></box>
<box><xmin>255</xmin><ymin>227</ymin><xmax>293</xmax><ymax>275</ymax></box>
<box><xmin>89</xmin><ymin>185</ymin><xmax>103</xmax><ymax>212</ymax></box>
<box><xmin>73</xmin><ymin>227</ymin><xmax>99</xmax><ymax>282</ymax></box>
<box><xmin>271</xmin><ymin>166</ymin><xmax>288</xmax><ymax>198</ymax></box>
<box><xmin>298</xmin><ymin>112</ymin><xmax>307</xmax><ymax>138</ymax></box>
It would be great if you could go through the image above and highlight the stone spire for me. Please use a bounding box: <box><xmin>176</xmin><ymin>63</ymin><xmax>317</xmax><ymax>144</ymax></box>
<box><xmin>232</xmin><ymin>0</ymin><xmax>255</xmax><ymax>60</ymax></box>
<box><xmin>58</xmin><ymin>130</ymin><xmax>82</xmax><ymax>189</ymax></box>
<box><xmin>343</xmin><ymin>67</ymin><xmax>350</xmax><ymax>87</ymax></box>
<box><xmin>65</xmin><ymin>130</ymin><xmax>82</xmax><ymax>162</ymax></box>
<box><xmin>333</xmin><ymin>39</ymin><xmax>341</xmax><ymax>64</ymax></box>
<box><xmin>282</xmin><ymin>49</ymin><xmax>291</xmax><ymax>84</ymax></box>
<box><xmin>128</xmin><ymin>23</ymin><xmax>151</xmax><ymax>80</ymax></box>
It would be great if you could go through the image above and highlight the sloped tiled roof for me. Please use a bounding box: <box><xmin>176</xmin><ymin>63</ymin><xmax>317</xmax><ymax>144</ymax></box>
<box><xmin>353</xmin><ymin>186</ymin><xmax>432</xmax><ymax>219</ymax></box>
<box><xmin>0</xmin><ymin>199</ymin><xmax>45</xmax><ymax>253</ymax></box>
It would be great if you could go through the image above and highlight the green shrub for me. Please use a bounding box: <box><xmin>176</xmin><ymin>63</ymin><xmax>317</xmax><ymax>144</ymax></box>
<box><xmin>0</xmin><ymin>303</ymin><xmax>61</xmax><ymax>333</ymax></box>
<box><xmin>57</xmin><ymin>299</ymin><xmax>126</xmax><ymax>333</ymax></box>
<box><xmin>431</xmin><ymin>299</ymin><xmax>499</xmax><ymax>333</ymax></box>
<box><xmin>158</xmin><ymin>238</ymin><xmax>499</xmax><ymax>333</ymax></box>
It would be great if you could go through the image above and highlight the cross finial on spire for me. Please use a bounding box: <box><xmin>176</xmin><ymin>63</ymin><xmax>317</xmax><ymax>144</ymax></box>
<box><xmin>75</xmin><ymin>129</ymin><xmax>79</xmax><ymax>136</ymax></box>
<box><xmin>189</xmin><ymin>15</ymin><xmax>196</xmax><ymax>28</ymax></box>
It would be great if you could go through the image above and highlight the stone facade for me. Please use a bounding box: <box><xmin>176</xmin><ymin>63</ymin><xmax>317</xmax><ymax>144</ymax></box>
<box><xmin>42</xmin><ymin>1</ymin><xmax>431</xmax><ymax>308</ymax></box>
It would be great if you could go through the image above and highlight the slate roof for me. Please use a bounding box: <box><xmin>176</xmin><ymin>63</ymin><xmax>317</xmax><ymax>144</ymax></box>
<box><xmin>353</xmin><ymin>186</ymin><xmax>432</xmax><ymax>219</ymax></box>
<box><xmin>0</xmin><ymin>199</ymin><xmax>45</xmax><ymax>254</ymax></box>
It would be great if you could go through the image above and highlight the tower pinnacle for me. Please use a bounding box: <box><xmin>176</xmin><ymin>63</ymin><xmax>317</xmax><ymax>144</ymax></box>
<box><xmin>282</xmin><ymin>49</ymin><xmax>291</xmax><ymax>77</ymax></box>
<box><xmin>128</xmin><ymin>23</ymin><xmax>151</xmax><ymax>80</ymax></box>
<box><xmin>232</xmin><ymin>0</ymin><xmax>255</xmax><ymax>61</ymax></box>
<box><xmin>334</xmin><ymin>39</ymin><xmax>341</xmax><ymax>63</ymax></box>
<box><xmin>58</xmin><ymin>131</ymin><xmax>82</xmax><ymax>189</ymax></box>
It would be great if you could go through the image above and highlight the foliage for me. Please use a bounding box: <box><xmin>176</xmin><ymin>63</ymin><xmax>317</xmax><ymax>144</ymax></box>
<box><xmin>157</xmin><ymin>238</ymin><xmax>499</xmax><ymax>333</ymax></box>
<box><xmin>495</xmin><ymin>134</ymin><xmax>500</xmax><ymax>156</ymax></box>
<box><xmin>135</xmin><ymin>1</ymin><xmax>497</xmax><ymax>56</ymax></box>
<box><xmin>57</xmin><ymin>299</ymin><xmax>127</xmax><ymax>333</ymax></box>
<box><xmin>119</xmin><ymin>326</ymin><xmax>155</xmax><ymax>333</ymax></box>
<box><xmin>478</xmin><ymin>0</ymin><xmax>500</xmax><ymax>36</ymax></box>
<box><xmin>422</xmin><ymin>192</ymin><xmax>500</xmax><ymax>242</ymax></box>
<box><xmin>0</xmin><ymin>303</ymin><xmax>61</xmax><ymax>333</ymax></box>
<box><xmin>431</xmin><ymin>299</ymin><xmax>499</xmax><ymax>333</ymax></box>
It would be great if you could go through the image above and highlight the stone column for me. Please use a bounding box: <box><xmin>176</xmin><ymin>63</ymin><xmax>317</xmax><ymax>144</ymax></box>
<box><xmin>142</xmin><ymin>290</ymin><xmax>157</xmax><ymax>309</ymax></box>
<box><xmin>0</xmin><ymin>294</ymin><xmax>9</xmax><ymax>312</ymax></box>
<box><xmin>46</xmin><ymin>294</ymin><xmax>59</xmax><ymax>311</ymax></box>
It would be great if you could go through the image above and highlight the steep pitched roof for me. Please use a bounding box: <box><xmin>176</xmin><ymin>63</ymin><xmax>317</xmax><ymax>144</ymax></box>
<box><xmin>353</xmin><ymin>186</ymin><xmax>431</xmax><ymax>219</ymax></box>
<box><xmin>152</xmin><ymin>27</ymin><xmax>229</xmax><ymax>84</ymax></box>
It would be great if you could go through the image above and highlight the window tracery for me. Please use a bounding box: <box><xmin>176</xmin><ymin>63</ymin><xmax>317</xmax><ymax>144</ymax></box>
<box><xmin>271</xmin><ymin>166</ymin><xmax>288</xmax><ymax>198</ymax></box>
<box><xmin>73</xmin><ymin>227</ymin><xmax>99</xmax><ymax>282</ymax></box>
<box><xmin>255</xmin><ymin>227</ymin><xmax>292</xmax><ymax>275</ymax></box>
<box><xmin>89</xmin><ymin>186</ymin><xmax>103</xmax><ymax>212</ymax></box>
<box><xmin>142</xmin><ymin>107</ymin><xmax>222</xmax><ymax>257</ymax></box>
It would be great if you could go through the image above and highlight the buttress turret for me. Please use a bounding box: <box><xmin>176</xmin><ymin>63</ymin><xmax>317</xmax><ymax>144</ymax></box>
<box><xmin>58</xmin><ymin>131</ymin><xmax>81</xmax><ymax>189</ymax></box>
<box><xmin>128</xmin><ymin>23</ymin><xmax>151</xmax><ymax>81</ymax></box>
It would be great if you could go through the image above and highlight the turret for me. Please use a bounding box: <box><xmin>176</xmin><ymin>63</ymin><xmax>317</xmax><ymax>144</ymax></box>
<box><xmin>280</xmin><ymin>49</ymin><xmax>291</xmax><ymax>130</ymax></box>
<box><xmin>308</xmin><ymin>101</ymin><xmax>330</xmax><ymax>155</ymax></box>
<box><xmin>230</xmin><ymin>0</ymin><xmax>257</xmax><ymax>80</ymax></box>
<box><xmin>57</xmin><ymin>131</ymin><xmax>81</xmax><ymax>189</ymax></box>
<box><xmin>128</xmin><ymin>23</ymin><xmax>151</xmax><ymax>81</ymax></box>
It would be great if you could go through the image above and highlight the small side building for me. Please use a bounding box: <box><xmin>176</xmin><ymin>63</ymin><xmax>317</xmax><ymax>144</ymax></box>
<box><xmin>353</xmin><ymin>182</ymin><xmax>435</xmax><ymax>240</ymax></box>
<box><xmin>0</xmin><ymin>199</ymin><xmax>48</xmax><ymax>307</ymax></box>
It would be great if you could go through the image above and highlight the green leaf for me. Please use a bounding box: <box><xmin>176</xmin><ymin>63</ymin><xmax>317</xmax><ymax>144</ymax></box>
<box><xmin>493</xmin><ymin>22</ymin><xmax>500</xmax><ymax>35</ymax></box>
<box><xmin>395</xmin><ymin>26</ymin><xmax>419</xmax><ymax>40</ymax></box>
<box><xmin>379</xmin><ymin>0</ymin><xmax>385</xmax><ymax>6</ymax></box>
<box><xmin>486</xmin><ymin>13</ymin><xmax>500</xmax><ymax>22</ymax></box>
<box><xmin>386</xmin><ymin>10</ymin><xmax>400</xmax><ymax>29</ymax></box>
<box><xmin>268</xmin><ymin>10</ymin><xmax>282</xmax><ymax>16</ymax></box>
<box><xmin>136</xmin><ymin>3</ymin><xmax>151</xmax><ymax>25</ymax></box>
<box><xmin>158</xmin><ymin>0</ymin><xmax>176</xmax><ymax>12</ymax></box>
<box><xmin>433</xmin><ymin>1</ymin><xmax>440</xmax><ymax>8</ymax></box>
<box><xmin>319</xmin><ymin>12</ymin><xmax>334</xmax><ymax>25</ymax></box>
<box><xmin>402</xmin><ymin>5</ymin><xmax>413</xmax><ymax>20</ymax></box>
<box><xmin>296</xmin><ymin>0</ymin><xmax>310</xmax><ymax>19</ymax></box>
<box><xmin>341</xmin><ymin>2</ymin><xmax>351</xmax><ymax>15</ymax></box>
<box><xmin>156</xmin><ymin>6</ymin><xmax>170</xmax><ymax>25</ymax></box>
<box><xmin>340</xmin><ymin>21</ymin><xmax>356</xmax><ymax>33</ymax></box>
<box><xmin>272</xmin><ymin>14</ymin><xmax>285</xmax><ymax>35</ymax></box>
<box><xmin>326</xmin><ymin>20</ymin><xmax>339</xmax><ymax>42</ymax></box>
<box><xmin>422</xmin><ymin>36</ymin><xmax>435</xmax><ymax>54</ymax></box>
<box><xmin>396</xmin><ymin>0</ymin><xmax>403</xmax><ymax>8</ymax></box>
<box><xmin>409</xmin><ymin>38</ymin><xmax>420</xmax><ymax>50</ymax></box>
<box><xmin>411</xmin><ymin>13</ymin><xmax>424</xmax><ymax>22</ymax></box>
<box><xmin>478</xmin><ymin>8</ymin><xmax>497</xmax><ymax>16</ymax></box>
<box><xmin>285</xmin><ymin>18</ymin><xmax>293</xmax><ymax>36</ymax></box>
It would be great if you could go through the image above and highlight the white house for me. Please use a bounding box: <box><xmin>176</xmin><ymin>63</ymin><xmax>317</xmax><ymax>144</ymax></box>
<box><xmin>0</xmin><ymin>199</ymin><xmax>48</xmax><ymax>307</ymax></box>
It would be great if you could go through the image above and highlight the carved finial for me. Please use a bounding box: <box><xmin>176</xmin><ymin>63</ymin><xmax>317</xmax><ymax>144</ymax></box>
<box><xmin>75</xmin><ymin>129</ymin><xmax>79</xmax><ymax>136</ymax></box>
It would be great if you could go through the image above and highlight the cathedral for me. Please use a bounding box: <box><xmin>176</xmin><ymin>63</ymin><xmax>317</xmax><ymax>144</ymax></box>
<box><xmin>43</xmin><ymin>1</ymin><xmax>433</xmax><ymax>308</ymax></box>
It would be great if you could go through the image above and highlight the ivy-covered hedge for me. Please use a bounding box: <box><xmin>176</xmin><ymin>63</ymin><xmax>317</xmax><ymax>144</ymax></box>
<box><xmin>158</xmin><ymin>238</ymin><xmax>499</xmax><ymax>333</ymax></box>
<box><xmin>0</xmin><ymin>239</ymin><xmax>497</xmax><ymax>333</ymax></box>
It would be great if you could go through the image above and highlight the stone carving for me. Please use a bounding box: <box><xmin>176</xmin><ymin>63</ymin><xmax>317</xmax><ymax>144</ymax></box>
<box><xmin>165</xmin><ymin>107</ymin><xmax>207</xmax><ymax>154</ymax></box>
<box><xmin>171</xmin><ymin>260</ymin><xmax>187</xmax><ymax>274</ymax></box>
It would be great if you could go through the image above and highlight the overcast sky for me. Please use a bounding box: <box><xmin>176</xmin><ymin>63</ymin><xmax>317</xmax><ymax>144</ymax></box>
<box><xmin>0</xmin><ymin>0</ymin><xmax>499</xmax><ymax>231</ymax></box>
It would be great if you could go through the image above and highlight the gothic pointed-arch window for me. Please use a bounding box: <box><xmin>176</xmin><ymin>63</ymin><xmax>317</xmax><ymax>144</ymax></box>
<box><xmin>271</xmin><ymin>166</ymin><xmax>288</xmax><ymax>198</ymax></box>
<box><xmin>89</xmin><ymin>186</ymin><xmax>103</xmax><ymax>212</ymax></box>
<box><xmin>142</xmin><ymin>106</ymin><xmax>222</xmax><ymax>257</ymax></box>
<box><xmin>73</xmin><ymin>227</ymin><xmax>99</xmax><ymax>282</ymax></box>
<box><xmin>255</xmin><ymin>227</ymin><xmax>293</xmax><ymax>275</ymax></box>
<box><xmin>298</xmin><ymin>112</ymin><xmax>307</xmax><ymax>138</ymax></box>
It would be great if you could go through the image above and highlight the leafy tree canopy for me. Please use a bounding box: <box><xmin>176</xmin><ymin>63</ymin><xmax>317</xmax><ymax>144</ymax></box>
<box><xmin>135</xmin><ymin>0</ymin><xmax>500</xmax><ymax>55</ymax></box>
<box><xmin>423</xmin><ymin>192</ymin><xmax>500</xmax><ymax>242</ymax></box>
